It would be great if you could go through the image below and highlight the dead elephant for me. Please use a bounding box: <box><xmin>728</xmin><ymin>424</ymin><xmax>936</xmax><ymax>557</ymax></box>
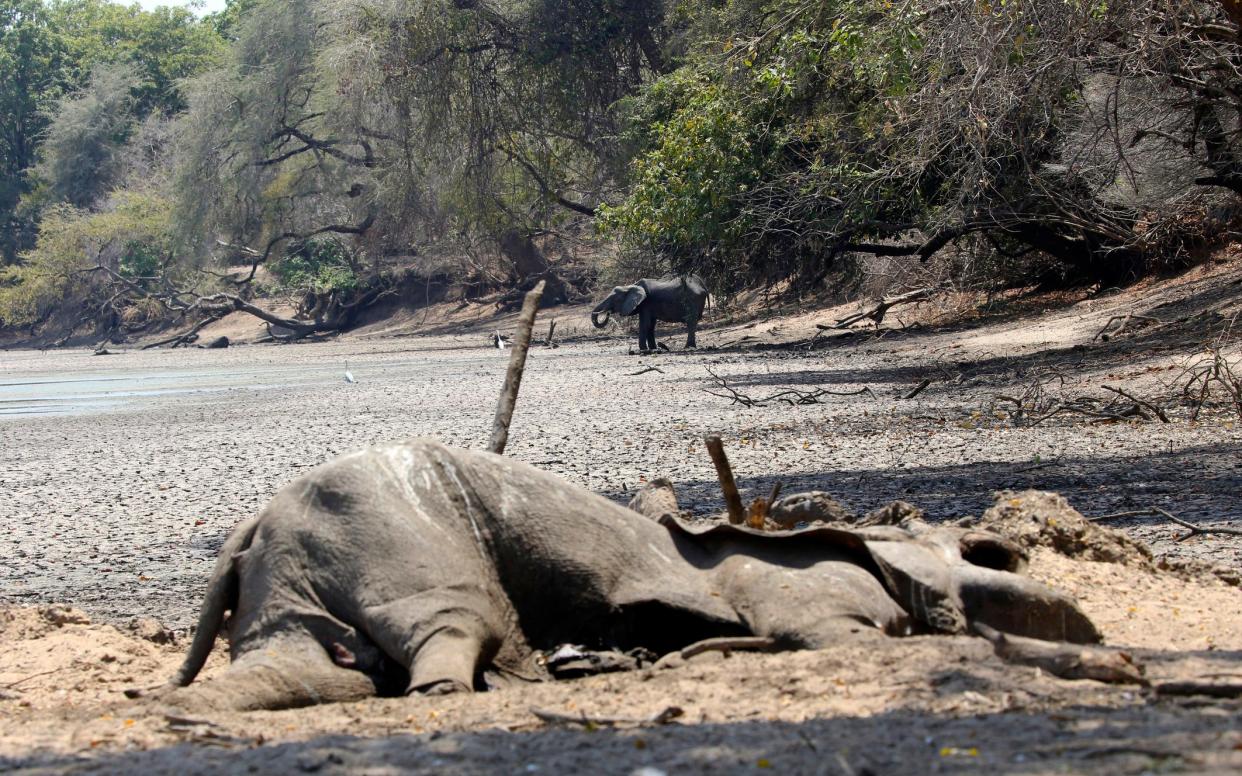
<box><xmin>156</xmin><ymin>438</ymin><xmax>1100</xmax><ymax>711</ymax></box>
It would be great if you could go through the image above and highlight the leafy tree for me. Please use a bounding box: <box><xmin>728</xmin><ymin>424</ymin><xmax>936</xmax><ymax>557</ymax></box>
<box><xmin>605</xmin><ymin>0</ymin><xmax>1242</xmax><ymax>288</ymax></box>
<box><xmin>0</xmin><ymin>187</ymin><xmax>173</xmax><ymax>327</ymax></box>
<box><xmin>37</xmin><ymin>61</ymin><xmax>138</xmax><ymax>207</ymax></box>
<box><xmin>0</xmin><ymin>0</ymin><xmax>66</xmax><ymax>263</ymax></box>
<box><xmin>46</xmin><ymin>0</ymin><xmax>225</xmax><ymax>116</ymax></box>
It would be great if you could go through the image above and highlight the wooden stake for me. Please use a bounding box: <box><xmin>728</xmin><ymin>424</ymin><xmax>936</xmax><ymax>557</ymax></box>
<box><xmin>490</xmin><ymin>281</ymin><xmax>545</xmax><ymax>455</ymax></box>
<box><xmin>705</xmin><ymin>434</ymin><xmax>745</xmax><ymax>525</ymax></box>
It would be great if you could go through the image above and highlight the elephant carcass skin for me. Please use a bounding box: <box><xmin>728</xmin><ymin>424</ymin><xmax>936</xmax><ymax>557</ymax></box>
<box><xmin>162</xmin><ymin>439</ymin><xmax>1099</xmax><ymax>711</ymax></box>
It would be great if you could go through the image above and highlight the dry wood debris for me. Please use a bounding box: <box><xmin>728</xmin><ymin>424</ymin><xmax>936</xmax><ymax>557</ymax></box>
<box><xmin>704</xmin><ymin>368</ymin><xmax>873</xmax><ymax>407</ymax></box>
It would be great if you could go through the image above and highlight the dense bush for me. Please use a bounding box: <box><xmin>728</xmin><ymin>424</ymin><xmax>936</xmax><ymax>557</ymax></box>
<box><xmin>3</xmin><ymin>0</ymin><xmax>1239</xmax><ymax>338</ymax></box>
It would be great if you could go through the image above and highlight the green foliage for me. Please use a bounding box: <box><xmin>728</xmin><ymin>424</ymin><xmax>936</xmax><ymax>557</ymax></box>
<box><xmin>271</xmin><ymin>238</ymin><xmax>359</xmax><ymax>296</ymax></box>
<box><xmin>37</xmin><ymin>61</ymin><xmax>137</xmax><ymax>207</ymax></box>
<box><xmin>46</xmin><ymin>0</ymin><xmax>225</xmax><ymax>116</ymax></box>
<box><xmin>1</xmin><ymin>0</ymin><xmax>224</xmax><ymax>266</ymax></box>
<box><xmin>0</xmin><ymin>0</ymin><xmax>67</xmax><ymax>262</ymax></box>
<box><xmin>601</xmin><ymin>0</ymin><xmax>910</xmax><ymax>282</ymax></box>
<box><xmin>0</xmin><ymin>187</ymin><xmax>172</xmax><ymax>325</ymax></box>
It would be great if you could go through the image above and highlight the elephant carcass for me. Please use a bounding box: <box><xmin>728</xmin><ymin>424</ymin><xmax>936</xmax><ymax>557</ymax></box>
<box><xmin>159</xmin><ymin>439</ymin><xmax>1099</xmax><ymax>711</ymax></box>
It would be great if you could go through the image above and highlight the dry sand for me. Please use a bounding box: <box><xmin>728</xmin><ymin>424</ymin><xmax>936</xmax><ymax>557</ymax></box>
<box><xmin>1</xmin><ymin>259</ymin><xmax>1240</xmax><ymax>772</ymax></box>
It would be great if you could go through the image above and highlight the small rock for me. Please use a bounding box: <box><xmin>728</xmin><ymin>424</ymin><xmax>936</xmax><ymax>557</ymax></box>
<box><xmin>201</xmin><ymin>336</ymin><xmax>230</xmax><ymax>350</ymax></box>
<box><xmin>128</xmin><ymin>616</ymin><xmax>176</xmax><ymax>645</ymax></box>
<box><xmin>42</xmin><ymin>605</ymin><xmax>90</xmax><ymax>627</ymax></box>
<box><xmin>769</xmin><ymin>491</ymin><xmax>853</xmax><ymax>528</ymax></box>
<box><xmin>628</xmin><ymin>478</ymin><xmax>680</xmax><ymax>521</ymax></box>
<box><xmin>859</xmin><ymin>500</ymin><xmax>925</xmax><ymax>527</ymax></box>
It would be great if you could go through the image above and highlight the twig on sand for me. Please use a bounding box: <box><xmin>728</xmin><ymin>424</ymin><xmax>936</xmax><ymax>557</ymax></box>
<box><xmin>704</xmin><ymin>367</ymin><xmax>873</xmax><ymax>407</ymax></box>
<box><xmin>651</xmin><ymin>636</ymin><xmax>781</xmax><ymax>671</ymax></box>
<box><xmin>820</xmin><ymin>287</ymin><xmax>938</xmax><ymax>329</ymax></box>
<box><xmin>3</xmin><ymin>669</ymin><xmax>59</xmax><ymax>689</ymax></box>
<box><xmin>1094</xmin><ymin>313</ymin><xmax>1163</xmax><ymax>342</ymax></box>
<box><xmin>530</xmin><ymin>705</ymin><xmax>684</xmax><ymax>728</ymax></box>
<box><xmin>629</xmin><ymin>366</ymin><xmax>665</xmax><ymax>376</ymax></box>
<box><xmin>904</xmin><ymin>379</ymin><xmax>932</xmax><ymax>400</ymax></box>
<box><xmin>705</xmin><ymin>434</ymin><xmax>745</xmax><ymax>525</ymax></box>
<box><xmin>1089</xmin><ymin>507</ymin><xmax>1242</xmax><ymax>540</ymax></box>
<box><xmin>1101</xmin><ymin>385</ymin><xmax>1169</xmax><ymax>422</ymax></box>
<box><xmin>489</xmin><ymin>281</ymin><xmax>545</xmax><ymax>455</ymax></box>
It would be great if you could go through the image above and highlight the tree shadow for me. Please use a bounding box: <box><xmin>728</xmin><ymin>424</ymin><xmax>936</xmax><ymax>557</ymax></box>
<box><xmin>602</xmin><ymin>440</ymin><xmax>1242</xmax><ymax>524</ymax></box>
<box><xmin>703</xmin><ymin>272</ymin><xmax>1241</xmax><ymax>390</ymax></box>
<box><xmin>8</xmin><ymin>698</ymin><xmax>1236</xmax><ymax>774</ymax></box>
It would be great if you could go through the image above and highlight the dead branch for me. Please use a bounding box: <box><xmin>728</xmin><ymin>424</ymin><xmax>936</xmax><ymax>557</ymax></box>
<box><xmin>904</xmin><ymin>379</ymin><xmax>932</xmax><ymax>400</ymax></box>
<box><xmin>704</xmin><ymin>368</ymin><xmax>874</xmax><ymax>407</ymax></box>
<box><xmin>705</xmin><ymin>434</ymin><xmax>745</xmax><ymax>525</ymax></box>
<box><xmin>1028</xmin><ymin>401</ymin><xmax>1148</xmax><ymax>426</ymax></box>
<box><xmin>1174</xmin><ymin>346</ymin><xmax>1242</xmax><ymax>420</ymax></box>
<box><xmin>628</xmin><ymin>366</ymin><xmax>665</xmax><ymax>376</ymax></box>
<box><xmin>141</xmin><ymin>311</ymin><xmax>228</xmax><ymax>351</ymax></box>
<box><xmin>85</xmin><ymin>263</ymin><xmax>397</xmax><ymax>344</ymax></box>
<box><xmin>529</xmin><ymin>705</ymin><xmax>684</xmax><ymax>728</ymax></box>
<box><xmin>1089</xmin><ymin>506</ymin><xmax>1242</xmax><ymax>540</ymax></box>
<box><xmin>1101</xmin><ymin>385</ymin><xmax>1170</xmax><ymax>422</ymax></box>
<box><xmin>973</xmin><ymin>623</ymin><xmax>1148</xmax><ymax>685</ymax></box>
<box><xmin>1093</xmin><ymin>313</ymin><xmax>1163</xmax><ymax>342</ymax></box>
<box><xmin>489</xmin><ymin>280</ymin><xmax>545</xmax><ymax>455</ymax></box>
<box><xmin>544</xmin><ymin>318</ymin><xmax>558</xmax><ymax>348</ymax></box>
<box><xmin>819</xmin><ymin>287</ymin><xmax>938</xmax><ymax>330</ymax></box>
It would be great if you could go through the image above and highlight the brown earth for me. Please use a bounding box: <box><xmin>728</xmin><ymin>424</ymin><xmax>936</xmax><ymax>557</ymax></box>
<box><xmin>2</xmin><ymin>256</ymin><xmax>1241</xmax><ymax>773</ymax></box>
<box><xmin>2</xmin><ymin>541</ymin><xmax>1240</xmax><ymax>774</ymax></box>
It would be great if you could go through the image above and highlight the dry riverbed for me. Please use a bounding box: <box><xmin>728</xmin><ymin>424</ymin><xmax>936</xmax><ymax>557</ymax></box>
<box><xmin>1</xmin><ymin>261</ymin><xmax>1240</xmax><ymax>772</ymax></box>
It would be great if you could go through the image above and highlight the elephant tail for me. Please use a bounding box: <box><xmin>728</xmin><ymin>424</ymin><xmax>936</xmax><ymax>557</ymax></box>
<box><xmin>169</xmin><ymin>514</ymin><xmax>261</xmax><ymax>687</ymax></box>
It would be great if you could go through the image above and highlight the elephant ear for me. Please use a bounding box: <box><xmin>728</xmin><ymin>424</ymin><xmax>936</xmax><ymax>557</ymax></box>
<box><xmin>620</xmin><ymin>285</ymin><xmax>647</xmax><ymax>315</ymax></box>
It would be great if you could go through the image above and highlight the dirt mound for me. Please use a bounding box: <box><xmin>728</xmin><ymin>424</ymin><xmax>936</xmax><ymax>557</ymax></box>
<box><xmin>0</xmin><ymin>606</ymin><xmax>208</xmax><ymax>714</ymax></box>
<box><xmin>962</xmin><ymin>490</ymin><xmax>1153</xmax><ymax>565</ymax></box>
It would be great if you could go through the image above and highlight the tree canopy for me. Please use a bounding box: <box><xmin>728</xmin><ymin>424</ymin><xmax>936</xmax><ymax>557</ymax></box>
<box><xmin>1</xmin><ymin>0</ymin><xmax>1239</xmax><ymax>336</ymax></box>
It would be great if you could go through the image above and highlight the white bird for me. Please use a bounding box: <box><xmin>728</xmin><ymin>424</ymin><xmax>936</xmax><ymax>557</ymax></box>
<box><xmin>344</xmin><ymin>360</ymin><xmax>356</xmax><ymax>383</ymax></box>
<box><xmin>493</xmin><ymin>331</ymin><xmax>507</xmax><ymax>350</ymax></box>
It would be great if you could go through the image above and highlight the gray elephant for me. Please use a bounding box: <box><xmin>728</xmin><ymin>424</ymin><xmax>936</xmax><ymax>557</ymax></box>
<box><xmin>591</xmin><ymin>275</ymin><xmax>708</xmax><ymax>351</ymax></box>
<box><xmin>152</xmin><ymin>438</ymin><xmax>1099</xmax><ymax>712</ymax></box>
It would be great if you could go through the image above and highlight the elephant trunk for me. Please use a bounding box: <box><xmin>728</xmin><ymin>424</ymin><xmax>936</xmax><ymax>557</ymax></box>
<box><xmin>591</xmin><ymin>310</ymin><xmax>611</xmax><ymax>329</ymax></box>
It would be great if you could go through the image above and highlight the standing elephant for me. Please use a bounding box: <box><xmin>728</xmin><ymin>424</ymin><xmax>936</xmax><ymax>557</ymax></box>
<box><xmin>591</xmin><ymin>275</ymin><xmax>708</xmax><ymax>351</ymax></box>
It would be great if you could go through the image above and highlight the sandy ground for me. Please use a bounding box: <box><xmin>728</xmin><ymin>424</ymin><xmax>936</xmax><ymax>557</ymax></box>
<box><xmin>1</xmin><ymin>259</ymin><xmax>1240</xmax><ymax>772</ymax></box>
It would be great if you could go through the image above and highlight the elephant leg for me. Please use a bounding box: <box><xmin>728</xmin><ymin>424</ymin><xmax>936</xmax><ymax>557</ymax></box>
<box><xmin>156</xmin><ymin>635</ymin><xmax>379</xmax><ymax>712</ymax></box>
<box><xmin>363</xmin><ymin>588</ymin><xmax>501</xmax><ymax>695</ymax></box>
<box><xmin>686</xmin><ymin>317</ymin><xmax>698</xmax><ymax>349</ymax></box>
